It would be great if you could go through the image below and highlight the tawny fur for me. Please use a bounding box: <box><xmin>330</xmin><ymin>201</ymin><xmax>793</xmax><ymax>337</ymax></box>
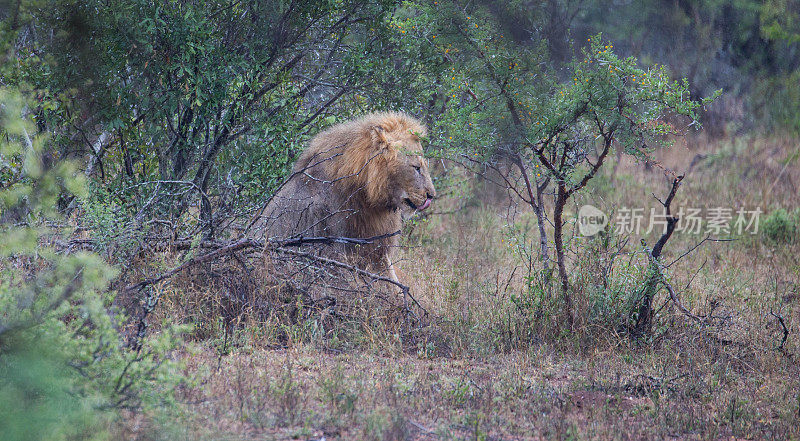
<box><xmin>256</xmin><ymin>112</ymin><xmax>436</xmax><ymax>281</ymax></box>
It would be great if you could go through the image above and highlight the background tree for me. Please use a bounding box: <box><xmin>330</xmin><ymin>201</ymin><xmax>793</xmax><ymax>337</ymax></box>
<box><xmin>518</xmin><ymin>37</ymin><xmax>716</xmax><ymax>326</ymax></box>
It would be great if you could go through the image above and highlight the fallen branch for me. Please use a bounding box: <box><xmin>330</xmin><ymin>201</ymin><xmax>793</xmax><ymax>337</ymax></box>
<box><xmin>141</xmin><ymin>231</ymin><xmax>401</xmax><ymax>253</ymax></box>
<box><xmin>121</xmin><ymin>232</ymin><xmax>420</xmax><ymax>314</ymax></box>
<box><xmin>273</xmin><ymin>230</ymin><xmax>400</xmax><ymax>248</ymax></box>
<box><xmin>274</xmin><ymin>247</ymin><xmax>426</xmax><ymax>315</ymax></box>
<box><xmin>122</xmin><ymin>238</ymin><xmax>261</xmax><ymax>293</ymax></box>
<box><xmin>408</xmin><ymin>419</ymin><xmax>438</xmax><ymax>438</ymax></box>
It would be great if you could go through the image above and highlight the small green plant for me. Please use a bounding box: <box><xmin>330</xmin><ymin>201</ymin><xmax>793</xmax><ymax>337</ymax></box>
<box><xmin>272</xmin><ymin>356</ymin><xmax>304</xmax><ymax>426</ymax></box>
<box><xmin>361</xmin><ymin>407</ymin><xmax>408</xmax><ymax>441</ymax></box>
<box><xmin>318</xmin><ymin>365</ymin><xmax>358</xmax><ymax>417</ymax></box>
<box><xmin>416</xmin><ymin>340</ymin><xmax>436</xmax><ymax>359</ymax></box>
<box><xmin>445</xmin><ymin>376</ymin><xmax>475</xmax><ymax>407</ymax></box>
<box><xmin>464</xmin><ymin>411</ymin><xmax>488</xmax><ymax>441</ymax></box>
<box><xmin>761</xmin><ymin>208</ymin><xmax>799</xmax><ymax>244</ymax></box>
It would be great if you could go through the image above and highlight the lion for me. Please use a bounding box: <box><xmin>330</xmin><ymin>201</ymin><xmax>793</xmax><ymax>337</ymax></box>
<box><xmin>254</xmin><ymin>111</ymin><xmax>436</xmax><ymax>284</ymax></box>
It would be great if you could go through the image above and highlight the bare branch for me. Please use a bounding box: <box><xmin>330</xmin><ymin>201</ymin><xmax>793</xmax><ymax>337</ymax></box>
<box><xmin>274</xmin><ymin>247</ymin><xmax>425</xmax><ymax>314</ymax></box>
<box><xmin>665</xmin><ymin>235</ymin><xmax>736</xmax><ymax>268</ymax></box>
<box><xmin>651</xmin><ymin>175</ymin><xmax>683</xmax><ymax>259</ymax></box>
<box><xmin>122</xmin><ymin>238</ymin><xmax>260</xmax><ymax>294</ymax></box>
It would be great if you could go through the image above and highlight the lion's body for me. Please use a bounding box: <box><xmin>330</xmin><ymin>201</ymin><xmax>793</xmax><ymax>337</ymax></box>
<box><xmin>255</xmin><ymin>112</ymin><xmax>435</xmax><ymax>281</ymax></box>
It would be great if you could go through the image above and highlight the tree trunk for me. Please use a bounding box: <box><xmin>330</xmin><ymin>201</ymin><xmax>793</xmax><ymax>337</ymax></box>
<box><xmin>553</xmin><ymin>182</ymin><xmax>574</xmax><ymax>328</ymax></box>
<box><xmin>632</xmin><ymin>266</ymin><xmax>660</xmax><ymax>337</ymax></box>
<box><xmin>534</xmin><ymin>182</ymin><xmax>551</xmax><ymax>278</ymax></box>
<box><xmin>513</xmin><ymin>156</ymin><xmax>551</xmax><ymax>276</ymax></box>
<box><xmin>631</xmin><ymin>177</ymin><xmax>682</xmax><ymax>337</ymax></box>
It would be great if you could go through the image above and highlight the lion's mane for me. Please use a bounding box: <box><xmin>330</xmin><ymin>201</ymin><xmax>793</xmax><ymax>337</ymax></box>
<box><xmin>256</xmin><ymin>111</ymin><xmax>429</xmax><ymax>275</ymax></box>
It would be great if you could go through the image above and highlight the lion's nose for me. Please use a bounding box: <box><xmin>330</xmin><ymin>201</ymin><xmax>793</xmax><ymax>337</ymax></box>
<box><xmin>426</xmin><ymin>192</ymin><xmax>435</xmax><ymax>200</ymax></box>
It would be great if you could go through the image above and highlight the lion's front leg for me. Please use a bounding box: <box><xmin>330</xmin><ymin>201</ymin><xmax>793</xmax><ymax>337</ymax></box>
<box><xmin>383</xmin><ymin>253</ymin><xmax>409</xmax><ymax>305</ymax></box>
<box><xmin>384</xmin><ymin>253</ymin><xmax>400</xmax><ymax>285</ymax></box>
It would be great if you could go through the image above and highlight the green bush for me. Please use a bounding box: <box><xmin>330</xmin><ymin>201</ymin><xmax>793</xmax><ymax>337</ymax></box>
<box><xmin>0</xmin><ymin>88</ymin><xmax>186</xmax><ymax>440</ymax></box>
<box><xmin>0</xmin><ymin>333</ymin><xmax>112</xmax><ymax>441</ymax></box>
<box><xmin>761</xmin><ymin>208</ymin><xmax>799</xmax><ymax>244</ymax></box>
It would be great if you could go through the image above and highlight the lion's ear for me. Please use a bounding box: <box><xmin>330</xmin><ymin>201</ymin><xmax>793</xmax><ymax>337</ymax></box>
<box><xmin>370</xmin><ymin>125</ymin><xmax>389</xmax><ymax>146</ymax></box>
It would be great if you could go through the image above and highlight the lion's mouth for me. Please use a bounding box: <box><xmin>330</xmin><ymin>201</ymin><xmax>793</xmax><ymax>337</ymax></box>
<box><xmin>404</xmin><ymin>197</ymin><xmax>432</xmax><ymax>211</ymax></box>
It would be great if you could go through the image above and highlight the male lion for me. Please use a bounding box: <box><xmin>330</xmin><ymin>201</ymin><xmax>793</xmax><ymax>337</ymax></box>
<box><xmin>255</xmin><ymin>111</ymin><xmax>436</xmax><ymax>284</ymax></box>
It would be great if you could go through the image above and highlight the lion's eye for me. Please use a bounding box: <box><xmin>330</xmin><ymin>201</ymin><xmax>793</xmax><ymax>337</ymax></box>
<box><xmin>413</xmin><ymin>165</ymin><xmax>421</xmax><ymax>173</ymax></box>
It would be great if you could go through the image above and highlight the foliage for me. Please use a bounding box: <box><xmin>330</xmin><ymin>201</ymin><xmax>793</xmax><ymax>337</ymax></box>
<box><xmin>0</xmin><ymin>88</ymin><xmax>185</xmax><ymax>440</ymax></box>
<box><xmin>756</xmin><ymin>70</ymin><xmax>800</xmax><ymax>134</ymax></box>
<box><xmin>390</xmin><ymin>1</ymin><xmax>548</xmax><ymax>157</ymax></box>
<box><xmin>3</xmin><ymin>0</ymin><xmax>426</xmax><ymax>244</ymax></box>
<box><xmin>530</xmin><ymin>35</ymin><xmax>716</xmax><ymax>158</ymax></box>
<box><xmin>391</xmin><ymin>5</ymin><xmax>716</xmax><ymax>328</ymax></box>
<box><xmin>761</xmin><ymin>0</ymin><xmax>800</xmax><ymax>43</ymax></box>
<box><xmin>553</xmin><ymin>0</ymin><xmax>800</xmax><ymax>134</ymax></box>
<box><xmin>0</xmin><ymin>334</ymin><xmax>109</xmax><ymax>441</ymax></box>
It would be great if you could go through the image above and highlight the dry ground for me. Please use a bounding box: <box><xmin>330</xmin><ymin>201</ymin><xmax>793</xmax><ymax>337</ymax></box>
<box><xmin>127</xmin><ymin>134</ymin><xmax>800</xmax><ymax>440</ymax></box>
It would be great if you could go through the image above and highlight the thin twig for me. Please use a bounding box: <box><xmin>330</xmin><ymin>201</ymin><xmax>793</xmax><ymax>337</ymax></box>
<box><xmin>770</xmin><ymin>311</ymin><xmax>790</xmax><ymax>351</ymax></box>
<box><xmin>665</xmin><ymin>235</ymin><xmax>736</xmax><ymax>268</ymax></box>
<box><xmin>660</xmin><ymin>277</ymin><xmax>703</xmax><ymax>322</ymax></box>
<box><xmin>144</xmin><ymin>231</ymin><xmax>401</xmax><ymax>252</ymax></box>
<box><xmin>122</xmin><ymin>238</ymin><xmax>260</xmax><ymax>293</ymax></box>
<box><xmin>274</xmin><ymin>230</ymin><xmax>400</xmax><ymax>247</ymax></box>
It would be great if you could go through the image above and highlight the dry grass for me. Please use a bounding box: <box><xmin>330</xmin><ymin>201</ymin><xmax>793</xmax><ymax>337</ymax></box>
<box><xmin>125</xmin><ymin>134</ymin><xmax>800</xmax><ymax>440</ymax></box>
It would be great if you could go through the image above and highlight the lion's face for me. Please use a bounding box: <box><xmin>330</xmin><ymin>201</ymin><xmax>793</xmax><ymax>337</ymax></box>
<box><xmin>388</xmin><ymin>143</ymin><xmax>436</xmax><ymax>214</ymax></box>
